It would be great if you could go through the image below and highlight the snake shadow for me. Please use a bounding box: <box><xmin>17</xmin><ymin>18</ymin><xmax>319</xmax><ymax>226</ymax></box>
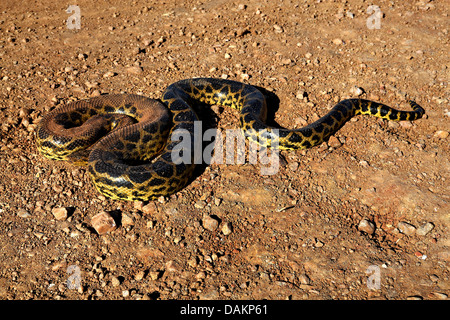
<box><xmin>185</xmin><ymin>85</ymin><xmax>282</xmax><ymax>184</ymax></box>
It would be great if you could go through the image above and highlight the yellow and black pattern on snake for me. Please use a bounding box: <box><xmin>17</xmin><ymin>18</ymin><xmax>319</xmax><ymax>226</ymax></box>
<box><xmin>36</xmin><ymin>94</ymin><xmax>197</xmax><ymax>201</ymax></box>
<box><xmin>167</xmin><ymin>78</ymin><xmax>425</xmax><ymax>150</ymax></box>
<box><xmin>36</xmin><ymin>77</ymin><xmax>425</xmax><ymax>201</ymax></box>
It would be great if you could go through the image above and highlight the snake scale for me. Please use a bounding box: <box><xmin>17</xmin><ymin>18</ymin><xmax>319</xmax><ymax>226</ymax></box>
<box><xmin>36</xmin><ymin>78</ymin><xmax>425</xmax><ymax>201</ymax></box>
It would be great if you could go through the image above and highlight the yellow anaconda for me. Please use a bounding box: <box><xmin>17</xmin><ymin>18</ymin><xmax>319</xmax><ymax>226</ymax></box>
<box><xmin>36</xmin><ymin>78</ymin><xmax>425</xmax><ymax>201</ymax></box>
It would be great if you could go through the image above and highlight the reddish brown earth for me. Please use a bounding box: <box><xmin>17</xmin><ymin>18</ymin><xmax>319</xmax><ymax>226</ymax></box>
<box><xmin>0</xmin><ymin>0</ymin><xmax>448</xmax><ymax>300</ymax></box>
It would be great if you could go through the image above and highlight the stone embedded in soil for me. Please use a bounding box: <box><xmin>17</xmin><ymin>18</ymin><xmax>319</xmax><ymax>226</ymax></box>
<box><xmin>126</xmin><ymin>66</ymin><xmax>143</xmax><ymax>74</ymax></box>
<box><xmin>221</xmin><ymin>222</ymin><xmax>233</xmax><ymax>235</ymax></box>
<box><xmin>328</xmin><ymin>136</ymin><xmax>342</xmax><ymax>148</ymax></box>
<box><xmin>165</xmin><ymin>260</ymin><xmax>179</xmax><ymax>272</ymax></box>
<box><xmin>111</xmin><ymin>276</ymin><xmax>121</xmax><ymax>287</ymax></box>
<box><xmin>91</xmin><ymin>211</ymin><xmax>117</xmax><ymax>235</ymax></box>
<box><xmin>17</xmin><ymin>209</ymin><xmax>31</xmax><ymax>218</ymax></box>
<box><xmin>433</xmin><ymin>130</ymin><xmax>449</xmax><ymax>139</ymax></box>
<box><xmin>358</xmin><ymin>218</ymin><xmax>376</xmax><ymax>234</ymax></box>
<box><xmin>349</xmin><ymin>86</ymin><xmax>364</xmax><ymax>96</ymax></box>
<box><xmin>416</xmin><ymin>222</ymin><xmax>434</xmax><ymax>236</ymax></box>
<box><xmin>202</xmin><ymin>215</ymin><xmax>220</xmax><ymax>231</ymax></box>
<box><xmin>51</xmin><ymin>207</ymin><xmax>68</xmax><ymax>220</ymax></box>
<box><xmin>149</xmin><ymin>271</ymin><xmax>161</xmax><ymax>280</ymax></box>
<box><xmin>121</xmin><ymin>213</ymin><xmax>134</xmax><ymax>226</ymax></box>
<box><xmin>397</xmin><ymin>221</ymin><xmax>416</xmax><ymax>236</ymax></box>
<box><xmin>142</xmin><ymin>202</ymin><xmax>158</xmax><ymax>215</ymax></box>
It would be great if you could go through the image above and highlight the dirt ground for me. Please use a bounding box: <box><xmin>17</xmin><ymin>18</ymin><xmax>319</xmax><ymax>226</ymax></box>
<box><xmin>0</xmin><ymin>0</ymin><xmax>448</xmax><ymax>301</ymax></box>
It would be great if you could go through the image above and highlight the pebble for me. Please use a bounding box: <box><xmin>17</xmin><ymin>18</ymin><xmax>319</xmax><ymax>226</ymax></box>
<box><xmin>202</xmin><ymin>215</ymin><xmax>220</xmax><ymax>231</ymax></box>
<box><xmin>142</xmin><ymin>202</ymin><xmax>158</xmax><ymax>215</ymax></box>
<box><xmin>397</xmin><ymin>221</ymin><xmax>416</xmax><ymax>236</ymax></box>
<box><xmin>416</xmin><ymin>222</ymin><xmax>434</xmax><ymax>236</ymax></box>
<box><xmin>273</xmin><ymin>25</ymin><xmax>283</xmax><ymax>33</ymax></box>
<box><xmin>111</xmin><ymin>276</ymin><xmax>121</xmax><ymax>287</ymax></box>
<box><xmin>51</xmin><ymin>207</ymin><xmax>68</xmax><ymax>221</ymax></box>
<box><xmin>121</xmin><ymin>213</ymin><xmax>134</xmax><ymax>226</ymax></box>
<box><xmin>332</xmin><ymin>38</ymin><xmax>343</xmax><ymax>45</ymax></box>
<box><xmin>91</xmin><ymin>211</ymin><xmax>117</xmax><ymax>235</ymax></box>
<box><xmin>221</xmin><ymin>222</ymin><xmax>233</xmax><ymax>235</ymax></box>
<box><xmin>433</xmin><ymin>130</ymin><xmax>449</xmax><ymax>139</ymax></box>
<box><xmin>299</xmin><ymin>274</ymin><xmax>311</xmax><ymax>285</ymax></box>
<box><xmin>103</xmin><ymin>71</ymin><xmax>116</xmax><ymax>78</ymax></box>
<box><xmin>430</xmin><ymin>292</ymin><xmax>448</xmax><ymax>300</ymax></box>
<box><xmin>126</xmin><ymin>66</ymin><xmax>143</xmax><ymax>75</ymax></box>
<box><xmin>328</xmin><ymin>136</ymin><xmax>342</xmax><ymax>148</ymax></box>
<box><xmin>187</xmin><ymin>257</ymin><xmax>198</xmax><ymax>268</ymax></box>
<box><xmin>165</xmin><ymin>260</ymin><xmax>179</xmax><ymax>273</ymax></box>
<box><xmin>194</xmin><ymin>200</ymin><xmax>207</xmax><ymax>209</ymax></box>
<box><xmin>296</xmin><ymin>90</ymin><xmax>307</xmax><ymax>100</ymax></box>
<box><xmin>149</xmin><ymin>271</ymin><xmax>161</xmax><ymax>280</ymax></box>
<box><xmin>349</xmin><ymin>86</ymin><xmax>364</xmax><ymax>96</ymax></box>
<box><xmin>358</xmin><ymin>219</ymin><xmax>376</xmax><ymax>235</ymax></box>
<box><xmin>406</xmin><ymin>295</ymin><xmax>423</xmax><ymax>300</ymax></box>
<box><xmin>17</xmin><ymin>209</ymin><xmax>31</xmax><ymax>218</ymax></box>
<box><xmin>134</xmin><ymin>271</ymin><xmax>145</xmax><ymax>281</ymax></box>
<box><xmin>288</xmin><ymin>161</ymin><xmax>299</xmax><ymax>171</ymax></box>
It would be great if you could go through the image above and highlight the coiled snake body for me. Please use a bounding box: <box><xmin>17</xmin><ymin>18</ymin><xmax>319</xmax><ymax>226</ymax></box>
<box><xmin>36</xmin><ymin>78</ymin><xmax>425</xmax><ymax>201</ymax></box>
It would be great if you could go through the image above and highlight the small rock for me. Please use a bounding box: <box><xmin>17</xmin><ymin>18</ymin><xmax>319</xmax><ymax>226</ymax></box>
<box><xmin>429</xmin><ymin>274</ymin><xmax>439</xmax><ymax>282</ymax></box>
<box><xmin>350</xmin><ymin>86</ymin><xmax>364</xmax><ymax>96</ymax></box>
<box><xmin>406</xmin><ymin>295</ymin><xmax>423</xmax><ymax>300</ymax></box>
<box><xmin>397</xmin><ymin>221</ymin><xmax>416</xmax><ymax>235</ymax></box>
<box><xmin>296</xmin><ymin>90</ymin><xmax>307</xmax><ymax>100</ymax></box>
<box><xmin>51</xmin><ymin>207</ymin><xmax>68</xmax><ymax>221</ymax></box>
<box><xmin>221</xmin><ymin>222</ymin><xmax>233</xmax><ymax>235</ymax></box>
<box><xmin>17</xmin><ymin>209</ymin><xmax>31</xmax><ymax>218</ymax></box>
<box><xmin>315</xmin><ymin>240</ymin><xmax>324</xmax><ymax>247</ymax></box>
<box><xmin>433</xmin><ymin>130</ymin><xmax>449</xmax><ymax>139</ymax></box>
<box><xmin>121</xmin><ymin>213</ymin><xmax>134</xmax><ymax>226</ymax></box>
<box><xmin>194</xmin><ymin>200</ymin><xmax>207</xmax><ymax>209</ymax></box>
<box><xmin>430</xmin><ymin>292</ymin><xmax>448</xmax><ymax>300</ymax></box>
<box><xmin>149</xmin><ymin>271</ymin><xmax>161</xmax><ymax>280</ymax></box>
<box><xmin>416</xmin><ymin>222</ymin><xmax>434</xmax><ymax>236</ymax></box>
<box><xmin>358</xmin><ymin>219</ymin><xmax>376</xmax><ymax>234</ymax></box>
<box><xmin>196</xmin><ymin>271</ymin><xmax>206</xmax><ymax>280</ymax></box>
<box><xmin>273</xmin><ymin>25</ymin><xmax>283</xmax><ymax>33</ymax></box>
<box><xmin>126</xmin><ymin>66</ymin><xmax>143</xmax><ymax>75</ymax></box>
<box><xmin>203</xmin><ymin>215</ymin><xmax>220</xmax><ymax>231</ymax></box>
<box><xmin>328</xmin><ymin>136</ymin><xmax>342</xmax><ymax>148</ymax></box>
<box><xmin>332</xmin><ymin>38</ymin><xmax>343</xmax><ymax>45</ymax></box>
<box><xmin>91</xmin><ymin>211</ymin><xmax>117</xmax><ymax>235</ymax></box>
<box><xmin>143</xmin><ymin>38</ymin><xmax>154</xmax><ymax>46</ymax></box>
<box><xmin>187</xmin><ymin>257</ymin><xmax>198</xmax><ymax>268</ymax></box>
<box><xmin>165</xmin><ymin>260</ymin><xmax>178</xmax><ymax>273</ymax></box>
<box><xmin>288</xmin><ymin>161</ymin><xmax>299</xmax><ymax>171</ymax></box>
<box><xmin>299</xmin><ymin>274</ymin><xmax>311</xmax><ymax>285</ymax></box>
<box><xmin>103</xmin><ymin>71</ymin><xmax>116</xmax><ymax>78</ymax></box>
<box><xmin>134</xmin><ymin>271</ymin><xmax>145</xmax><ymax>281</ymax></box>
<box><xmin>142</xmin><ymin>202</ymin><xmax>158</xmax><ymax>215</ymax></box>
<box><xmin>111</xmin><ymin>276</ymin><xmax>121</xmax><ymax>287</ymax></box>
